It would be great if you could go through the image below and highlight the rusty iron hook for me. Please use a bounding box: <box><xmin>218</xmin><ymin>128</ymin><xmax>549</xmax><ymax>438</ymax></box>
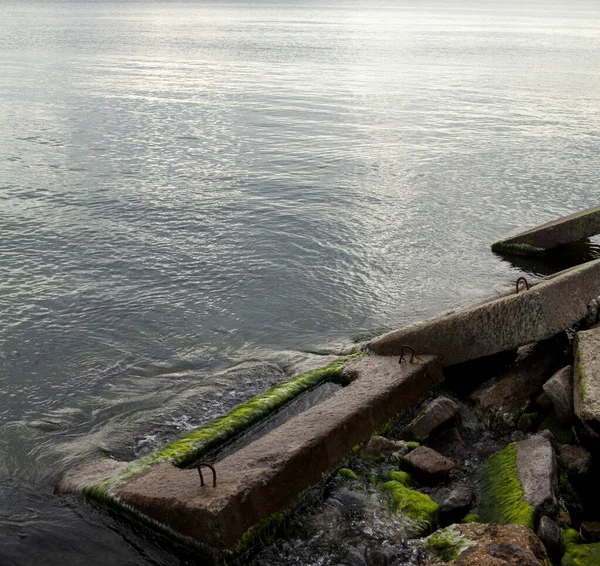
<box><xmin>398</xmin><ymin>345</ymin><xmax>415</xmax><ymax>364</ymax></box>
<box><xmin>197</xmin><ymin>462</ymin><xmax>217</xmax><ymax>488</ymax></box>
<box><xmin>515</xmin><ymin>277</ymin><xmax>530</xmax><ymax>294</ymax></box>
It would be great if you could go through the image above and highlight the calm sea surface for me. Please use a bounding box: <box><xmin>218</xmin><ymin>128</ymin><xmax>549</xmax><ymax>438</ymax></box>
<box><xmin>1</xmin><ymin>0</ymin><xmax>599</xmax><ymax>563</ymax></box>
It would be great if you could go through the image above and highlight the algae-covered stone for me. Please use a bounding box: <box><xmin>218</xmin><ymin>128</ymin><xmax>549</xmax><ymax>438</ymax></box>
<box><xmin>388</xmin><ymin>471</ymin><xmax>411</xmax><ymax>486</ymax></box>
<box><xmin>337</xmin><ymin>468</ymin><xmax>359</xmax><ymax>482</ymax></box>
<box><xmin>478</xmin><ymin>442</ymin><xmax>536</xmax><ymax>528</ymax></box>
<box><xmin>381</xmin><ymin>480</ymin><xmax>438</xmax><ymax>534</ymax></box>
<box><xmin>423</xmin><ymin>523</ymin><xmax>550</xmax><ymax>565</ymax></box>
<box><xmin>562</xmin><ymin>542</ymin><xmax>600</xmax><ymax>565</ymax></box>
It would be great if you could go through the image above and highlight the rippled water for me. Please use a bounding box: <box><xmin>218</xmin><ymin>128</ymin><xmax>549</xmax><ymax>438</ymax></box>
<box><xmin>1</xmin><ymin>0</ymin><xmax>600</xmax><ymax>563</ymax></box>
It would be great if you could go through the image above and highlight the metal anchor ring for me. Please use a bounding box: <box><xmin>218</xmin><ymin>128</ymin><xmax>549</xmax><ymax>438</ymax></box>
<box><xmin>515</xmin><ymin>277</ymin><xmax>530</xmax><ymax>294</ymax></box>
<box><xmin>197</xmin><ymin>462</ymin><xmax>217</xmax><ymax>488</ymax></box>
<box><xmin>399</xmin><ymin>345</ymin><xmax>415</xmax><ymax>364</ymax></box>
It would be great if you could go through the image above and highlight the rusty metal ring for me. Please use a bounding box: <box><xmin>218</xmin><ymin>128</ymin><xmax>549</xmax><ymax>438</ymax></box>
<box><xmin>399</xmin><ymin>345</ymin><xmax>415</xmax><ymax>364</ymax></box>
<box><xmin>515</xmin><ymin>277</ymin><xmax>530</xmax><ymax>294</ymax></box>
<box><xmin>197</xmin><ymin>462</ymin><xmax>217</xmax><ymax>488</ymax></box>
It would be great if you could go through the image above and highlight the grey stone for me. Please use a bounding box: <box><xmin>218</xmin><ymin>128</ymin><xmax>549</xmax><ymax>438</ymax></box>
<box><xmin>516</xmin><ymin>435</ymin><xmax>557</xmax><ymax>517</ymax></box>
<box><xmin>401</xmin><ymin>446</ymin><xmax>455</xmax><ymax>484</ymax></box>
<box><xmin>582</xmin><ymin>298</ymin><xmax>600</xmax><ymax>328</ymax></box>
<box><xmin>428</xmin><ymin>427</ymin><xmax>467</xmax><ymax>460</ymax></box>
<box><xmin>469</xmin><ymin>335</ymin><xmax>566</xmax><ymax>425</ymax></box>
<box><xmin>537</xmin><ymin>516</ymin><xmax>560</xmax><ymax>557</ymax></box>
<box><xmin>556</xmin><ymin>444</ymin><xmax>592</xmax><ymax>474</ymax></box>
<box><xmin>341</xmin><ymin>547</ymin><xmax>368</xmax><ymax>566</ymax></box>
<box><xmin>581</xmin><ymin>521</ymin><xmax>600</xmax><ymax>542</ymax></box>
<box><xmin>543</xmin><ymin>366</ymin><xmax>574</xmax><ymax>424</ymax></box>
<box><xmin>364</xmin><ymin>435</ymin><xmax>408</xmax><ymax>456</ymax></box>
<box><xmin>402</xmin><ymin>396</ymin><xmax>460</xmax><ymax>441</ymax></box>
<box><xmin>63</xmin><ymin>355</ymin><xmax>442</xmax><ymax>550</ymax></box>
<box><xmin>438</xmin><ymin>484</ymin><xmax>474</xmax><ymax>516</ymax></box>
<box><xmin>574</xmin><ymin>326</ymin><xmax>600</xmax><ymax>436</ymax></box>
<box><xmin>368</xmin><ymin>259</ymin><xmax>600</xmax><ymax>366</ymax></box>
<box><xmin>492</xmin><ymin>204</ymin><xmax>600</xmax><ymax>251</ymax></box>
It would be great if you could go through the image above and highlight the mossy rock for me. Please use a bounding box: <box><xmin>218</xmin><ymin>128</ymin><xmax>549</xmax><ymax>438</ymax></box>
<box><xmin>562</xmin><ymin>542</ymin><xmax>600</xmax><ymax>565</ymax></box>
<box><xmin>462</xmin><ymin>513</ymin><xmax>479</xmax><ymax>524</ymax></box>
<box><xmin>388</xmin><ymin>471</ymin><xmax>411</xmax><ymax>486</ymax></box>
<box><xmin>477</xmin><ymin>442</ymin><xmax>535</xmax><ymax>529</ymax></box>
<box><xmin>491</xmin><ymin>241</ymin><xmax>547</xmax><ymax>257</ymax></box>
<box><xmin>423</xmin><ymin>525</ymin><xmax>476</xmax><ymax>562</ymax></box>
<box><xmin>381</xmin><ymin>480</ymin><xmax>439</xmax><ymax>534</ymax></box>
<box><xmin>337</xmin><ymin>468</ymin><xmax>359</xmax><ymax>482</ymax></box>
<box><xmin>538</xmin><ymin>412</ymin><xmax>574</xmax><ymax>445</ymax></box>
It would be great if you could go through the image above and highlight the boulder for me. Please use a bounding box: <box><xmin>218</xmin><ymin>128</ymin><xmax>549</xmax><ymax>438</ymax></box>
<box><xmin>401</xmin><ymin>446</ymin><xmax>455</xmax><ymax>484</ymax></box>
<box><xmin>542</xmin><ymin>366</ymin><xmax>574</xmax><ymax>425</ymax></box>
<box><xmin>402</xmin><ymin>397</ymin><xmax>460</xmax><ymax>441</ymax></box>
<box><xmin>364</xmin><ymin>435</ymin><xmax>408</xmax><ymax>456</ymax></box>
<box><xmin>574</xmin><ymin>326</ymin><xmax>600</xmax><ymax>437</ymax></box>
<box><xmin>556</xmin><ymin>444</ymin><xmax>592</xmax><ymax>474</ymax></box>
<box><xmin>423</xmin><ymin>523</ymin><xmax>550</xmax><ymax>565</ymax></box>
<box><xmin>368</xmin><ymin>259</ymin><xmax>600</xmax><ymax>366</ymax></box>
<box><xmin>437</xmin><ymin>484</ymin><xmax>474</xmax><ymax>521</ymax></box>
<box><xmin>491</xmin><ymin>204</ymin><xmax>600</xmax><ymax>253</ymax></box>
<box><xmin>469</xmin><ymin>335</ymin><xmax>567</xmax><ymax>425</ymax></box>
<box><xmin>536</xmin><ymin>516</ymin><xmax>560</xmax><ymax>558</ymax></box>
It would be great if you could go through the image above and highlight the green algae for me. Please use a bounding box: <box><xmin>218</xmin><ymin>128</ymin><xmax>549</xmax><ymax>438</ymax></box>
<box><xmin>406</xmin><ymin>441</ymin><xmax>420</xmax><ymax>450</ymax></box>
<box><xmin>477</xmin><ymin>442</ymin><xmax>535</xmax><ymax>529</ymax></box>
<box><xmin>337</xmin><ymin>468</ymin><xmax>359</xmax><ymax>481</ymax></box>
<box><xmin>562</xmin><ymin>542</ymin><xmax>600</xmax><ymax>565</ymax></box>
<box><xmin>462</xmin><ymin>513</ymin><xmax>479</xmax><ymax>523</ymax></box>
<box><xmin>388</xmin><ymin>471</ymin><xmax>411</xmax><ymax>486</ymax></box>
<box><xmin>423</xmin><ymin>525</ymin><xmax>476</xmax><ymax>562</ymax></box>
<box><xmin>491</xmin><ymin>241</ymin><xmax>547</xmax><ymax>257</ymax></box>
<box><xmin>382</xmin><ymin>480</ymin><xmax>438</xmax><ymax>533</ymax></box>
<box><xmin>562</xmin><ymin>527</ymin><xmax>583</xmax><ymax>550</ymax></box>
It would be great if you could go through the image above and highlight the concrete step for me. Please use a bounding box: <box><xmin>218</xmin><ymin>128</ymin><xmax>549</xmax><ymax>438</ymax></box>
<box><xmin>368</xmin><ymin>259</ymin><xmax>600</xmax><ymax>367</ymax></box>
<box><xmin>92</xmin><ymin>355</ymin><xmax>442</xmax><ymax>550</ymax></box>
<box><xmin>492</xmin><ymin>204</ymin><xmax>600</xmax><ymax>255</ymax></box>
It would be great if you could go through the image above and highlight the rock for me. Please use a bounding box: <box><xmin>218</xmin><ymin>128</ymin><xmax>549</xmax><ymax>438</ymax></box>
<box><xmin>438</xmin><ymin>484</ymin><xmax>474</xmax><ymax>522</ymax></box>
<box><xmin>581</xmin><ymin>521</ymin><xmax>600</xmax><ymax>543</ymax></box>
<box><xmin>422</xmin><ymin>523</ymin><xmax>550</xmax><ymax>565</ymax></box>
<box><xmin>574</xmin><ymin>326</ymin><xmax>600</xmax><ymax>437</ymax></box>
<box><xmin>401</xmin><ymin>446</ymin><xmax>455</xmax><ymax>484</ymax></box>
<box><xmin>364</xmin><ymin>435</ymin><xmax>408</xmax><ymax>456</ymax></box>
<box><xmin>428</xmin><ymin>427</ymin><xmax>467</xmax><ymax>461</ymax></box>
<box><xmin>582</xmin><ymin>298</ymin><xmax>600</xmax><ymax>328</ymax></box>
<box><xmin>469</xmin><ymin>335</ymin><xmax>567</xmax><ymax>425</ymax></box>
<box><xmin>556</xmin><ymin>444</ymin><xmax>592</xmax><ymax>474</ymax></box>
<box><xmin>562</xmin><ymin>542</ymin><xmax>600</xmax><ymax>565</ymax></box>
<box><xmin>536</xmin><ymin>516</ymin><xmax>560</xmax><ymax>558</ymax></box>
<box><xmin>381</xmin><ymin>479</ymin><xmax>439</xmax><ymax>535</ymax></box>
<box><xmin>341</xmin><ymin>547</ymin><xmax>368</xmax><ymax>566</ymax></box>
<box><xmin>533</xmin><ymin>390</ymin><xmax>554</xmax><ymax>411</ymax></box>
<box><xmin>516</xmin><ymin>435</ymin><xmax>557</xmax><ymax>518</ymax></box>
<box><xmin>368</xmin><ymin>259</ymin><xmax>600</xmax><ymax>366</ymax></box>
<box><xmin>491</xmin><ymin>204</ymin><xmax>600</xmax><ymax>252</ymax></box>
<box><xmin>479</xmin><ymin>436</ymin><xmax>556</xmax><ymax>528</ymax></box>
<box><xmin>402</xmin><ymin>397</ymin><xmax>460</xmax><ymax>441</ymax></box>
<box><xmin>543</xmin><ymin>366</ymin><xmax>574</xmax><ymax>424</ymax></box>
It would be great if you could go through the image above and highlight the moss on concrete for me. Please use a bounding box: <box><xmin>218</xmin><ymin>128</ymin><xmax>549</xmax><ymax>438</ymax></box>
<box><xmin>477</xmin><ymin>442</ymin><xmax>535</xmax><ymax>529</ymax></box>
<box><xmin>388</xmin><ymin>471</ymin><xmax>411</xmax><ymax>486</ymax></box>
<box><xmin>381</xmin><ymin>480</ymin><xmax>438</xmax><ymax>533</ymax></box>
<box><xmin>83</xmin><ymin>354</ymin><xmax>364</xmax><ymax>497</ymax></box>
<box><xmin>562</xmin><ymin>542</ymin><xmax>600</xmax><ymax>565</ymax></box>
<box><xmin>423</xmin><ymin>525</ymin><xmax>476</xmax><ymax>562</ymax></box>
<box><xmin>491</xmin><ymin>241</ymin><xmax>547</xmax><ymax>257</ymax></box>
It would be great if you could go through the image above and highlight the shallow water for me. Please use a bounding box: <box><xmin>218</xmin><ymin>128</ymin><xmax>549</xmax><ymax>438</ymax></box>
<box><xmin>1</xmin><ymin>0</ymin><xmax>600</xmax><ymax>563</ymax></box>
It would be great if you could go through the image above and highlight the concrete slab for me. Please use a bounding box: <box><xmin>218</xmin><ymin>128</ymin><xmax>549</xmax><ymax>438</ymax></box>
<box><xmin>368</xmin><ymin>259</ymin><xmax>600</xmax><ymax>366</ymax></box>
<box><xmin>109</xmin><ymin>355</ymin><xmax>442</xmax><ymax>550</ymax></box>
<box><xmin>574</xmin><ymin>326</ymin><xmax>600</xmax><ymax>437</ymax></box>
<box><xmin>492</xmin><ymin>205</ymin><xmax>600</xmax><ymax>255</ymax></box>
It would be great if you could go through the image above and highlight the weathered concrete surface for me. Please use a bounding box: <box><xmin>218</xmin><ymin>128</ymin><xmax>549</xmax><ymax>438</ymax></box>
<box><xmin>112</xmin><ymin>355</ymin><xmax>442</xmax><ymax>550</ymax></box>
<box><xmin>469</xmin><ymin>336</ymin><xmax>566</xmax><ymax>425</ymax></box>
<box><xmin>492</xmin><ymin>204</ymin><xmax>600</xmax><ymax>252</ymax></box>
<box><xmin>423</xmin><ymin>523</ymin><xmax>550</xmax><ymax>565</ymax></box>
<box><xmin>516</xmin><ymin>435</ymin><xmax>557</xmax><ymax>517</ymax></box>
<box><xmin>402</xmin><ymin>397</ymin><xmax>460</xmax><ymax>441</ymax></box>
<box><xmin>543</xmin><ymin>366</ymin><xmax>574</xmax><ymax>425</ymax></box>
<box><xmin>401</xmin><ymin>446</ymin><xmax>455</xmax><ymax>484</ymax></box>
<box><xmin>574</xmin><ymin>326</ymin><xmax>600</xmax><ymax>437</ymax></box>
<box><xmin>368</xmin><ymin>259</ymin><xmax>600</xmax><ymax>366</ymax></box>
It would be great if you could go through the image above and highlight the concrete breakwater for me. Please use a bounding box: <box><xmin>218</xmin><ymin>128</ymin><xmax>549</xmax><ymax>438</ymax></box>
<box><xmin>58</xmin><ymin>208</ymin><xmax>600</xmax><ymax>565</ymax></box>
